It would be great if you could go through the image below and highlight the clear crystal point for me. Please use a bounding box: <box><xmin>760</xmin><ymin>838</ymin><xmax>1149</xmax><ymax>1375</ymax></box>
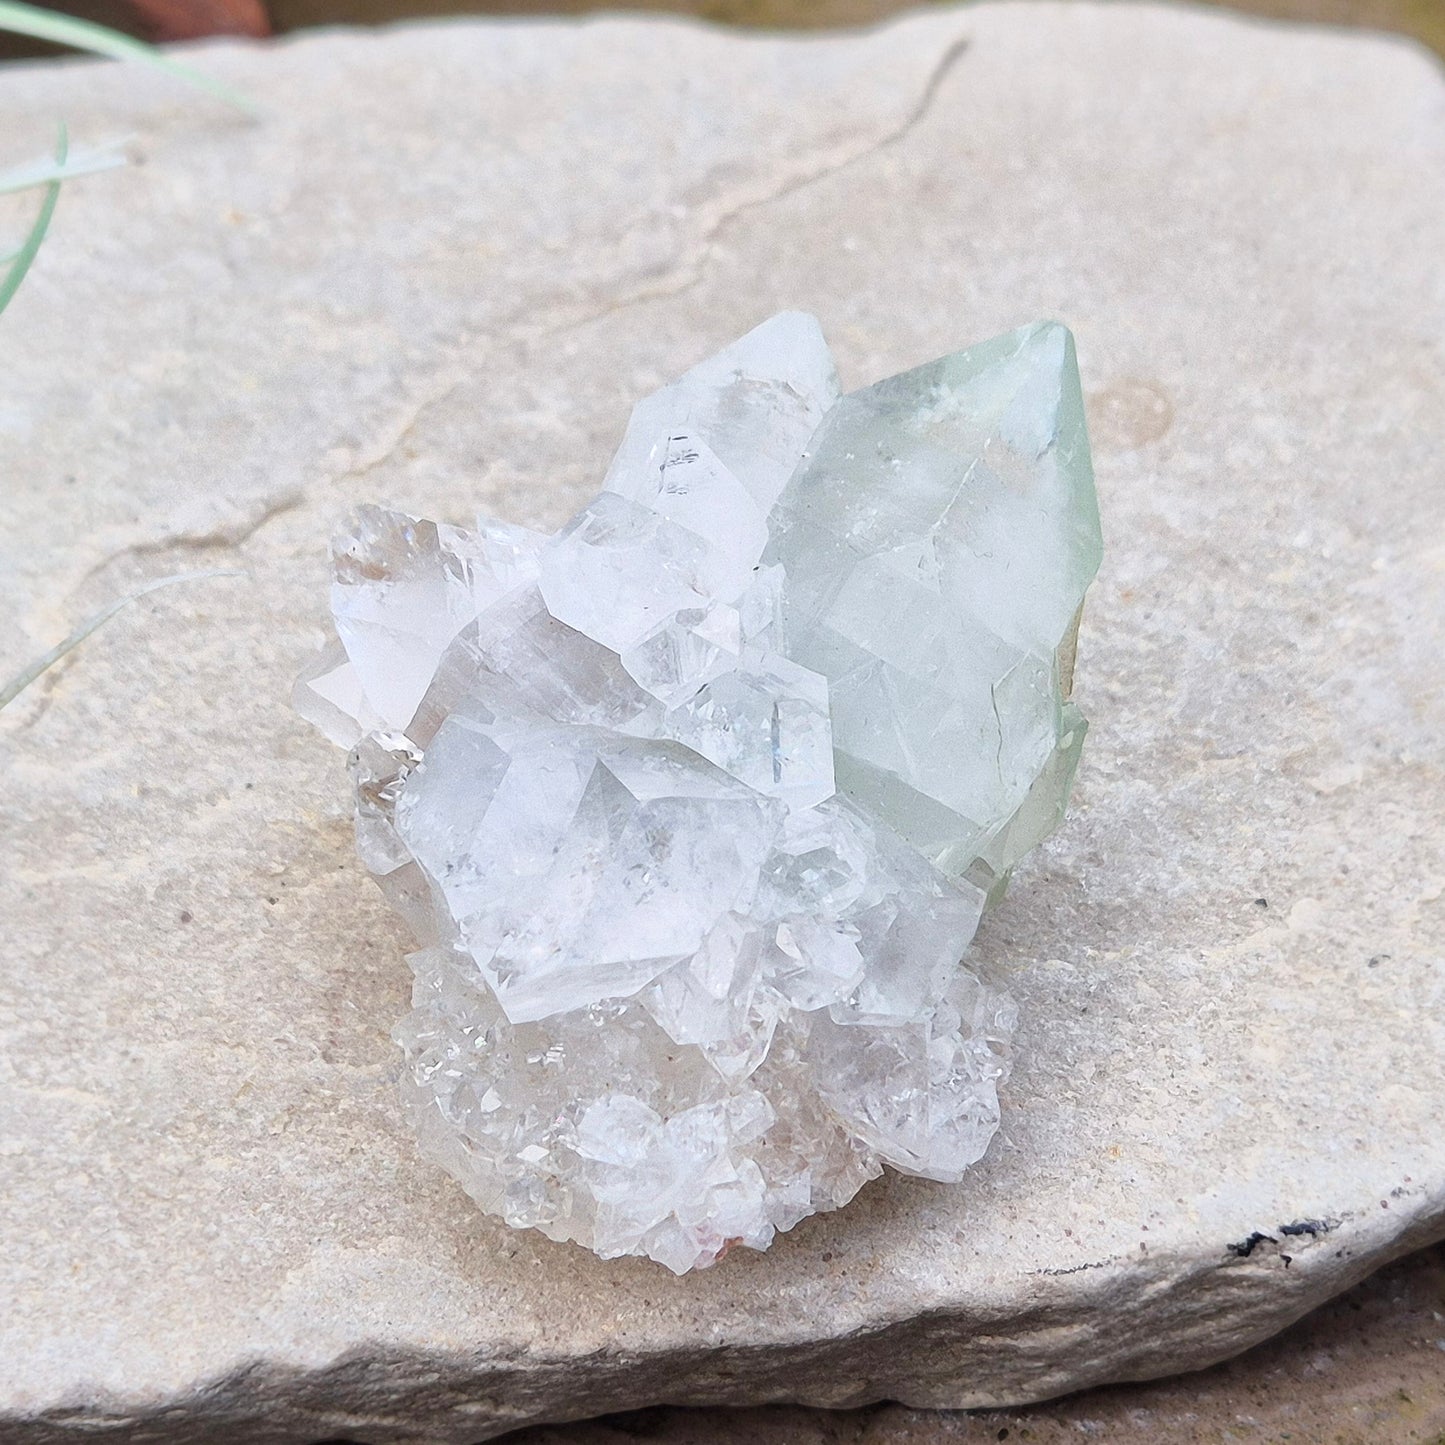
<box><xmin>299</xmin><ymin>314</ymin><xmax>1099</xmax><ymax>1272</ymax></box>
<box><xmin>604</xmin><ymin>310</ymin><xmax>842</xmax><ymax>516</ymax></box>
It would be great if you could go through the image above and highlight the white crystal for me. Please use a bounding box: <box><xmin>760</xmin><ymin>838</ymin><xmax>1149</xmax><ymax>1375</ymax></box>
<box><xmin>329</xmin><ymin>506</ymin><xmax>544</xmax><ymax>734</ymax></box>
<box><xmin>604</xmin><ymin>310</ymin><xmax>842</xmax><ymax>516</ymax></box>
<box><xmin>296</xmin><ymin>313</ymin><xmax>1099</xmax><ymax>1272</ymax></box>
<box><xmin>396</xmin><ymin>714</ymin><xmax>779</xmax><ymax>1023</ymax></box>
<box><xmin>626</xmin><ymin>645</ymin><xmax>835</xmax><ymax>811</ymax></box>
<box><xmin>538</xmin><ymin>493</ymin><xmax>712</xmax><ymax>654</ymax></box>
<box><xmin>606</xmin><ymin>433</ymin><xmax>769</xmax><ymax>601</ymax></box>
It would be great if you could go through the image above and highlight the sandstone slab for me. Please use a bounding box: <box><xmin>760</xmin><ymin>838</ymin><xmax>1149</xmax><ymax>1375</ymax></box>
<box><xmin>0</xmin><ymin>6</ymin><xmax>1443</xmax><ymax>1441</ymax></box>
<box><xmin>506</xmin><ymin>1241</ymin><xmax>1445</xmax><ymax>1444</ymax></box>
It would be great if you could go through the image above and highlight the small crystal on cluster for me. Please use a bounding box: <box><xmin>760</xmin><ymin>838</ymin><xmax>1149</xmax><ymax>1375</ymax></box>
<box><xmin>296</xmin><ymin>313</ymin><xmax>1101</xmax><ymax>1272</ymax></box>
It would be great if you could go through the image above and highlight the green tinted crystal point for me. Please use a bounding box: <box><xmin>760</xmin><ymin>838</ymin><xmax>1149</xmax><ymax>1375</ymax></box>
<box><xmin>765</xmin><ymin>321</ymin><xmax>1103</xmax><ymax>890</ymax></box>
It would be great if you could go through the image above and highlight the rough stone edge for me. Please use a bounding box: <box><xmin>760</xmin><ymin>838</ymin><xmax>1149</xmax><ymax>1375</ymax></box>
<box><xmin>10</xmin><ymin>1191</ymin><xmax>1441</xmax><ymax>1443</ymax></box>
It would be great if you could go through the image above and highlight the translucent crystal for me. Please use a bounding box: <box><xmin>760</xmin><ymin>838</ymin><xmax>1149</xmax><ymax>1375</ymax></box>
<box><xmin>296</xmin><ymin>314</ymin><xmax>1099</xmax><ymax>1272</ymax></box>
<box><xmin>765</xmin><ymin>321</ymin><xmax>1103</xmax><ymax>886</ymax></box>
<box><xmin>603</xmin><ymin>310</ymin><xmax>842</xmax><ymax>515</ymax></box>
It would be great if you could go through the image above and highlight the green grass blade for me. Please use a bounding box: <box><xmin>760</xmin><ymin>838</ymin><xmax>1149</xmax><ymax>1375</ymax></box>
<box><xmin>0</xmin><ymin>569</ymin><xmax>244</xmax><ymax>712</ymax></box>
<box><xmin>0</xmin><ymin>121</ymin><xmax>65</xmax><ymax>316</ymax></box>
<box><xmin>0</xmin><ymin>143</ymin><xmax>125</xmax><ymax>196</ymax></box>
<box><xmin>0</xmin><ymin>0</ymin><xmax>256</xmax><ymax>112</ymax></box>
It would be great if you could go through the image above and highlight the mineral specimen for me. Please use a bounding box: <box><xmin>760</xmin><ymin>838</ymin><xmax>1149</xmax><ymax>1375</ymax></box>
<box><xmin>296</xmin><ymin>312</ymin><xmax>1102</xmax><ymax>1273</ymax></box>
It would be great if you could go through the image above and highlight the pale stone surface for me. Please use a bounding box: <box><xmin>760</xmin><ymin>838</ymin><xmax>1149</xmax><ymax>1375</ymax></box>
<box><xmin>0</xmin><ymin>4</ymin><xmax>1443</xmax><ymax>1441</ymax></box>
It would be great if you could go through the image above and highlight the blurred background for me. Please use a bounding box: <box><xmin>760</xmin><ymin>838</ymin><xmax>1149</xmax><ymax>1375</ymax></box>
<box><xmin>1</xmin><ymin>0</ymin><xmax>1442</xmax><ymax>61</ymax></box>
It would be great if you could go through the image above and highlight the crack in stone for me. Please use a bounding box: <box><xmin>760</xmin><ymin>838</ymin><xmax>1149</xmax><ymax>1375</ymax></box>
<box><xmin>69</xmin><ymin>489</ymin><xmax>303</xmax><ymax>595</ymax></box>
<box><xmin>327</xmin><ymin>369</ymin><xmax>469</xmax><ymax>491</ymax></box>
<box><xmin>15</xmin><ymin>491</ymin><xmax>299</xmax><ymax>663</ymax></box>
<box><xmin>694</xmin><ymin>34</ymin><xmax>972</xmax><ymax>258</ymax></box>
<box><xmin>538</xmin><ymin>33</ymin><xmax>974</xmax><ymax>336</ymax></box>
<box><xmin>328</xmin><ymin>32</ymin><xmax>973</xmax><ymax>491</ymax></box>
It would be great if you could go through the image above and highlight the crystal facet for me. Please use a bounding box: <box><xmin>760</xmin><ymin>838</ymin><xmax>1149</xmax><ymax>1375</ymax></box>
<box><xmin>765</xmin><ymin>321</ymin><xmax>1102</xmax><ymax>888</ymax></box>
<box><xmin>296</xmin><ymin>313</ymin><xmax>1101</xmax><ymax>1272</ymax></box>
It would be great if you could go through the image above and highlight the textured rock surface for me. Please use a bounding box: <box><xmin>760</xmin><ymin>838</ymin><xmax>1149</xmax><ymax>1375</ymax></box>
<box><xmin>0</xmin><ymin>4</ymin><xmax>1442</xmax><ymax>1441</ymax></box>
<box><xmin>504</xmin><ymin>1240</ymin><xmax>1445</xmax><ymax>1444</ymax></box>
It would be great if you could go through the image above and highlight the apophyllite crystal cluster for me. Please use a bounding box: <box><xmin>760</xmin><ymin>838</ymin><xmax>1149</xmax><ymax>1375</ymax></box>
<box><xmin>295</xmin><ymin>313</ymin><xmax>1102</xmax><ymax>1273</ymax></box>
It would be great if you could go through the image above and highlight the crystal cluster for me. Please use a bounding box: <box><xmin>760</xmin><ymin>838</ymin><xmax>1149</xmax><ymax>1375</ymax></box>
<box><xmin>296</xmin><ymin>313</ymin><xmax>1102</xmax><ymax>1273</ymax></box>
